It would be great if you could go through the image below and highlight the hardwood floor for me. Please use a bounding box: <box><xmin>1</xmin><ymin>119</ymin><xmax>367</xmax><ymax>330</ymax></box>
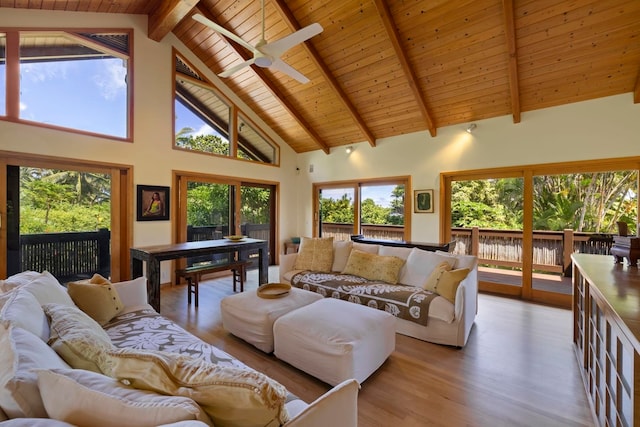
<box><xmin>160</xmin><ymin>268</ymin><xmax>595</xmax><ymax>427</ymax></box>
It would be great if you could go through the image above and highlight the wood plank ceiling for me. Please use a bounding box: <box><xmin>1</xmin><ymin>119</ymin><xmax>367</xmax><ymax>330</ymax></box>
<box><xmin>2</xmin><ymin>0</ymin><xmax>639</xmax><ymax>154</ymax></box>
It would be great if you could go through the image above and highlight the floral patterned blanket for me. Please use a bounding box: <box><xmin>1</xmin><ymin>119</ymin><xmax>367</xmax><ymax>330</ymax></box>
<box><xmin>291</xmin><ymin>272</ymin><xmax>438</xmax><ymax>326</ymax></box>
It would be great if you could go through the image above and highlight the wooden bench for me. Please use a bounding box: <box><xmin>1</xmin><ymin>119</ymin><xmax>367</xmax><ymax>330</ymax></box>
<box><xmin>176</xmin><ymin>260</ymin><xmax>249</xmax><ymax>307</ymax></box>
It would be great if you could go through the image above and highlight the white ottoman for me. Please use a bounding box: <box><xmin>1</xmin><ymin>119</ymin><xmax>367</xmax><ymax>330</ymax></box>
<box><xmin>220</xmin><ymin>287</ymin><xmax>323</xmax><ymax>353</ymax></box>
<box><xmin>273</xmin><ymin>298</ymin><xmax>396</xmax><ymax>386</ymax></box>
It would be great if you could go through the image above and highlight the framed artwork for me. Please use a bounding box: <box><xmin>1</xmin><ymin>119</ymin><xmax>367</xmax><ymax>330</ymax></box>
<box><xmin>137</xmin><ymin>185</ymin><xmax>170</xmax><ymax>221</ymax></box>
<box><xmin>414</xmin><ymin>189</ymin><xmax>434</xmax><ymax>213</ymax></box>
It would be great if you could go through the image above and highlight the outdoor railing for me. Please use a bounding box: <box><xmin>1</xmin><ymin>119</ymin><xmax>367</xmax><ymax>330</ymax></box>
<box><xmin>451</xmin><ymin>227</ymin><xmax>613</xmax><ymax>276</ymax></box>
<box><xmin>18</xmin><ymin>228</ymin><xmax>111</xmax><ymax>283</ymax></box>
<box><xmin>321</xmin><ymin>223</ymin><xmax>405</xmax><ymax>241</ymax></box>
<box><xmin>186</xmin><ymin>223</ymin><xmax>271</xmax><ymax>266</ymax></box>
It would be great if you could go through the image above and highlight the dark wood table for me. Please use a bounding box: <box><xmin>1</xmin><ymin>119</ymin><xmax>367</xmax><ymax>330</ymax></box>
<box><xmin>130</xmin><ymin>238</ymin><xmax>268</xmax><ymax>311</ymax></box>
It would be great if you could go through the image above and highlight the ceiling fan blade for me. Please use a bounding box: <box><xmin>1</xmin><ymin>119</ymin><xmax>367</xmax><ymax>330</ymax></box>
<box><xmin>192</xmin><ymin>14</ymin><xmax>257</xmax><ymax>54</ymax></box>
<box><xmin>218</xmin><ymin>58</ymin><xmax>256</xmax><ymax>78</ymax></box>
<box><xmin>269</xmin><ymin>59</ymin><xmax>310</xmax><ymax>84</ymax></box>
<box><xmin>260</xmin><ymin>23</ymin><xmax>323</xmax><ymax>58</ymax></box>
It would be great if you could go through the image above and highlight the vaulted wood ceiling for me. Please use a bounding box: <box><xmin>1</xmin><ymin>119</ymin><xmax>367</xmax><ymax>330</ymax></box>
<box><xmin>4</xmin><ymin>0</ymin><xmax>640</xmax><ymax>154</ymax></box>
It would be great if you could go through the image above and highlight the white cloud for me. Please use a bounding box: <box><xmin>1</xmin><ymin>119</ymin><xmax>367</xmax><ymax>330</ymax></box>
<box><xmin>19</xmin><ymin>102</ymin><xmax>27</xmax><ymax>111</ymax></box>
<box><xmin>194</xmin><ymin>124</ymin><xmax>214</xmax><ymax>136</ymax></box>
<box><xmin>92</xmin><ymin>58</ymin><xmax>127</xmax><ymax>100</ymax></box>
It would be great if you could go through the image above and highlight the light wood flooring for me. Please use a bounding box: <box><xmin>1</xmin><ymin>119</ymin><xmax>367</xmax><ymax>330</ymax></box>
<box><xmin>159</xmin><ymin>268</ymin><xmax>595</xmax><ymax>427</ymax></box>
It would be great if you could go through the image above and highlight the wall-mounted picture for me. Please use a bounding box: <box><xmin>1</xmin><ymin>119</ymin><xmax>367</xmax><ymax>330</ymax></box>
<box><xmin>137</xmin><ymin>185</ymin><xmax>170</xmax><ymax>221</ymax></box>
<box><xmin>414</xmin><ymin>189</ymin><xmax>434</xmax><ymax>213</ymax></box>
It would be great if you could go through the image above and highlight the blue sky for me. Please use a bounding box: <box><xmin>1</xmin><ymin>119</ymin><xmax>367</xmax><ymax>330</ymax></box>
<box><xmin>322</xmin><ymin>185</ymin><xmax>401</xmax><ymax>208</ymax></box>
<box><xmin>17</xmin><ymin>57</ymin><xmax>127</xmax><ymax>137</ymax></box>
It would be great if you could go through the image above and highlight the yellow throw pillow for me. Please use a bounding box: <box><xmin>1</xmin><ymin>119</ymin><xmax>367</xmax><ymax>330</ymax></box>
<box><xmin>423</xmin><ymin>265</ymin><xmax>470</xmax><ymax>304</ymax></box>
<box><xmin>68</xmin><ymin>274</ymin><xmax>123</xmax><ymax>325</ymax></box>
<box><xmin>342</xmin><ymin>250</ymin><xmax>406</xmax><ymax>284</ymax></box>
<box><xmin>293</xmin><ymin>237</ymin><xmax>334</xmax><ymax>272</ymax></box>
<box><xmin>99</xmin><ymin>348</ymin><xmax>289</xmax><ymax>427</ymax></box>
<box><xmin>422</xmin><ymin>262</ymin><xmax>453</xmax><ymax>293</ymax></box>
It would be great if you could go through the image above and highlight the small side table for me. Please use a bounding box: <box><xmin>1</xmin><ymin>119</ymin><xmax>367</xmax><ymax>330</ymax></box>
<box><xmin>611</xmin><ymin>236</ymin><xmax>640</xmax><ymax>266</ymax></box>
<box><xmin>284</xmin><ymin>241</ymin><xmax>300</xmax><ymax>254</ymax></box>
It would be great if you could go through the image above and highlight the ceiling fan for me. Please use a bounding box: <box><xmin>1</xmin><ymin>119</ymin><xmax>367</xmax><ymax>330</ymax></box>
<box><xmin>193</xmin><ymin>0</ymin><xmax>323</xmax><ymax>84</ymax></box>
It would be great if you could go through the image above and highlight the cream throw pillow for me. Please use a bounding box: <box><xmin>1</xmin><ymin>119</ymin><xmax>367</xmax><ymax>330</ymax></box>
<box><xmin>43</xmin><ymin>303</ymin><xmax>114</xmax><ymax>373</ymax></box>
<box><xmin>37</xmin><ymin>368</ymin><xmax>212</xmax><ymax>427</ymax></box>
<box><xmin>22</xmin><ymin>271</ymin><xmax>75</xmax><ymax>307</ymax></box>
<box><xmin>423</xmin><ymin>264</ymin><xmax>470</xmax><ymax>304</ymax></box>
<box><xmin>342</xmin><ymin>250</ymin><xmax>405</xmax><ymax>284</ymax></box>
<box><xmin>0</xmin><ymin>288</ymin><xmax>50</xmax><ymax>342</ymax></box>
<box><xmin>293</xmin><ymin>237</ymin><xmax>334</xmax><ymax>272</ymax></box>
<box><xmin>68</xmin><ymin>274</ymin><xmax>124</xmax><ymax>325</ymax></box>
<box><xmin>99</xmin><ymin>348</ymin><xmax>289</xmax><ymax>427</ymax></box>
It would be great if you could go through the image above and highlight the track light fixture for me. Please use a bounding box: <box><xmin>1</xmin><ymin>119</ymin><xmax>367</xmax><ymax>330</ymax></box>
<box><xmin>345</xmin><ymin>146</ymin><xmax>353</xmax><ymax>154</ymax></box>
<box><xmin>466</xmin><ymin>123</ymin><xmax>477</xmax><ymax>134</ymax></box>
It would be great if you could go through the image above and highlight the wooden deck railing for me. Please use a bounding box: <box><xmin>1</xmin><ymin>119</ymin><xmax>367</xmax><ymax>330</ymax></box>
<box><xmin>186</xmin><ymin>223</ymin><xmax>271</xmax><ymax>267</ymax></box>
<box><xmin>18</xmin><ymin>228</ymin><xmax>111</xmax><ymax>283</ymax></box>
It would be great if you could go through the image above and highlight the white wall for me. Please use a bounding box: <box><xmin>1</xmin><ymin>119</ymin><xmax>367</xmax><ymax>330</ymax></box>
<box><xmin>297</xmin><ymin>94</ymin><xmax>640</xmax><ymax>242</ymax></box>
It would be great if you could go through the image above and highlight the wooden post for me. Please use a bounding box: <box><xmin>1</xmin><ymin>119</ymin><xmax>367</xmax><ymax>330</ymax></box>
<box><xmin>471</xmin><ymin>227</ymin><xmax>480</xmax><ymax>256</ymax></box>
<box><xmin>563</xmin><ymin>229</ymin><xmax>574</xmax><ymax>277</ymax></box>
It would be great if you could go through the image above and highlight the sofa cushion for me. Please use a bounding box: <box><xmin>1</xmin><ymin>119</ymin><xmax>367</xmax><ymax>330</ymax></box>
<box><xmin>293</xmin><ymin>237</ymin><xmax>334</xmax><ymax>272</ymax></box>
<box><xmin>44</xmin><ymin>303</ymin><xmax>114</xmax><ymax>373</ymax></box>
<box><xmin>0</xmin><ymin>324</ymin><xmax>70</xmax><ymax>418</ymax></box>
<box><xmin>112</xmin><ymin>276</ymin><xmax>151</xmax><ymax>313</ymax></box>
<box><xmin>331</xmin><ymin>240</ymin><xmax>353</xmax><ymax>272</ymax></box>
<box><xmin>342</xmin><ymin>250</ymin><xmax>405</xmax><ymax>284</ymax></box>
<box><xmin>36</xmin><ymin>368</ymin><xmax>212</xmax><ymax>427</ymax></box>
<box><xmin>99</xmin><ymin>348</ymin><xmax>290</xmax><ymax>427</ymax></box>
<box><xmin>422</xmin><ymin>262</ymin><xmax>453</xmax><ymax>293</ymax></box>
<box><xmin>352</xmin><ymin>242</ymin><xmax>379</xmax><ymax>254</ymax></box>
<box><xmin>22</xmin><ymin>271</ymin><xmax>74</xmax><ymax>307</ymax></box>
<box><xmin>0</xmin><ymin>271</ymin><xmax>42</xmax><ymax>293</ymax></box>
<box><xmin>0</xmin><ymin>288</ymin><xmax>50</xmax><ymax>342</ymax></box>
<box><xmin>400</xmin><ymin>248</ymin><xmax>457</xmax><ymax>287</ymax></box>
<box><xmin>68</xmin><ymin>274</ymin><xmax>124</xmax><ymax>325</ymax></box>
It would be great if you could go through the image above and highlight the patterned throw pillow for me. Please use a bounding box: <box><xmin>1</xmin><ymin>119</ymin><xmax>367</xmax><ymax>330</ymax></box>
<box><xmin>293</xmin><ymin>237</ymin><xmax>334</xmax><ymax>272</ymax></box>
<box><xmin>342</xmin><ymin>250</ymin><xmax>406</xmax><ymax>284</ymax></box>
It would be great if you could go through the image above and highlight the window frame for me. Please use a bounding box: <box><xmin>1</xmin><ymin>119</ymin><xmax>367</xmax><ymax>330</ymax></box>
<box><xmin>0</xmin><ymin>28</ymin><xmax>133</xmax><ymax>141</ymax></box>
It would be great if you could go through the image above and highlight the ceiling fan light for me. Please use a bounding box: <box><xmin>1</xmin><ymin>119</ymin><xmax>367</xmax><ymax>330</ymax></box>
<box><xmin>254</xmin><ymin>56</ymin><xmax>272</xmax><ymax>68</ymax></box>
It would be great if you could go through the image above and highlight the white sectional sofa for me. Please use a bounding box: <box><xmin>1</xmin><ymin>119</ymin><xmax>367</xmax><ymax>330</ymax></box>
<box><xmin>0</xmin><ymin>271</ymin><xmax>358</xmax><ymax>427</ymax></box>
<box><xmin>279</xmin><ymin>238</ymin><xmax>478</xmax><ymax>348</ymax></box>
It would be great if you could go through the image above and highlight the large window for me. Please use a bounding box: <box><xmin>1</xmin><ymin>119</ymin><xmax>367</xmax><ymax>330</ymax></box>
<box><xmin>314</xmin><ymin>178</ymin><xmax>410</xmax><ymax>241</ymax></box>
<box><xmin>173</xmin><ymin>52</ymin><xmax>279</xmax><ymax>165</ymax></box>
<box><xmin>1</xmin><ymin>30</ymin><xmax>132</xmax><ymax>139</ymax></box>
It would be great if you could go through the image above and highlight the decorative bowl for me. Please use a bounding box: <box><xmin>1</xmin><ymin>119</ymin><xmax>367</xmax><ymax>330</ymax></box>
<box><xmin>224</xmin><ymin>235</ymin><xmax>247</xmax><ymax>241</ymax></box>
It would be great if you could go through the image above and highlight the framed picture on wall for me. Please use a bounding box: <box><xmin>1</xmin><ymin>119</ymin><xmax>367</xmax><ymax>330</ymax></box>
<box><xmin>137</xmin><ymin>185</ymin><xmax>170</xmax><ymax>221</ymax></box>
<box><xmin>414</xmin><ymin>189</ymin><xmax>434</xmax><ymax>213</ymax></box>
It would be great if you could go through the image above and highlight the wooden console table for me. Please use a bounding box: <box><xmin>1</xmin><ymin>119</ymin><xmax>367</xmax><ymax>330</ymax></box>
<box><xmin>130</xmin><ymin>238</ymin><xmax>268</xmax><ymax>312</ymax></box>
<box><xmin>572</xmin><ymin>253</ymin><xmax>640</xmax><ymax>427</ymax></box>
<box><xmin>611</xmin><ymin>236</ymin><xmax>640</xmax><ymax>266</ymax></box>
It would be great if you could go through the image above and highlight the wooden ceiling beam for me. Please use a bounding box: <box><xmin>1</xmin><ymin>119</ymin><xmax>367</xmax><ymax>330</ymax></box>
<box><xmin>502</xmin><ymin>0</ymin><xmax>522</xmax><ymax>123</ymax></box>
<box><xmin>373</xmin><ymin>0</ymin><xmax>436</xmax><ymax>137</ymax></box>
<box><xmin>193</xmin><ymin>7</ymin><xmax>331</xmax><ymax>154</ymax></box>
<box><xmin>148</xmin><ymin>0</ymin><xmax>200</xmax><ymax>42</ymax></box>
<box><xmin>272</xmin><ymin>0</ymin><xmax>377</xmax><ymax>148</ymax></box>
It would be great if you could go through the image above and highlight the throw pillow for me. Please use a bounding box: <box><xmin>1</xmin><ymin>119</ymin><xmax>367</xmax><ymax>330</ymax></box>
<box><xmin>36</xmin><ymin>368</ymin><xmax>212</xmax><ymax>427</ymax></box>
<box><xmin>22</xmin><ymin>271</ymin><xmax>75</xmax><ymax>307</ymax></box>
<box><xmin>293</xmin><ymin>237</ymin><xmax>334</xmax><ymax>272</ymax></box>
<box><xmin>68</xmin><ymin>274</ymin><xmax>124</xmax><ymax>325</ymax></box>
<box><xmin>0</xmin><ymin>324</ymin><xmax>71</xmax><ymax>419</ymax></box>
<box><xmin>331</xmin><ymin>240</ymin><xmax>353</xmax><ymax>272</ymax></box>
<box><xmin>400</xmin><ymin>248</ymin><xmax>457</xmax><ymax>287</ymax></box>
<box><xmin>0</xmin><ymin>271</ymin><xmax>41</xmax><ymax>293</ymax></box>
<box><xmin>423</xmin><ymin>266</ymin><xmax>470</xmax><ymax>304</ymax></box>
<box><xmin>99</xmin><ymin>347</ymin><xmax>289</xmax><ymax>427</ymax></box>
<box><xmin>43</xmin><ymin>303</ymin><xmax>114</xmax><ymax>373</ymax></box>
<box><xmin>112</xmin><ymin>276</ymin><xmax>150</xmax><ymax>312</ymax></box>
<box><xmin>422</xmin><ymin>262</ymin><xmax>453</xmax><ymax>293</ymax></box>
<box><xmin>0</xmin><ymin>288</ymin><xmax>50</xmax><ymax>342</ymax></box>
<box><xmin>342</xmin><ymin>250</ymin><xmax>406</xmax><ymax>284</ymax></box>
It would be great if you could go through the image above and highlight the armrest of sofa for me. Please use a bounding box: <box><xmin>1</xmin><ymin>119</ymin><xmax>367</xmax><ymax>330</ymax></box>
<box><xmin>453</xmin><ymin>264</ymin><xmax>478</xmax><ymax>346</ymax></box>
<box><xmin>279</xmin><ymin>253</ymin><xmax>298</xmax><ymax>283</ymax></box>
<box><xmin>283</xmin><ymin>379</ymin><xmax>359</xmax><ymax>427</ymax></box>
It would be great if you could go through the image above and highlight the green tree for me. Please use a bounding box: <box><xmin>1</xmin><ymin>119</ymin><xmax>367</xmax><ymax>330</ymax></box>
<box><xmin>361</xmin><ymin>198</ymin><xmax>390</xmax><ymax>224</ymax></box>
<box><xmin>320</xmin><ymin>194</ymin><xmax>354</xmax><ymax>223</ymax></box>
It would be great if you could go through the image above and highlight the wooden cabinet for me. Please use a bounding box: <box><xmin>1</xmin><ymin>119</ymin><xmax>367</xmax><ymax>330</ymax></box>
<box><xmin>572</xmin><ymin>254</ymin><xmax>640</xmax><ymax>427</ymax></box>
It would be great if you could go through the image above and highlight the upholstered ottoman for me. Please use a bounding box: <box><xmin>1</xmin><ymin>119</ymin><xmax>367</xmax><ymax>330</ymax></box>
<box><xmin>273</xmin><ymin>298</ymin><xmax>396</xmax><ymax>386</ymax></box>
<box><xmin>220</xmin><ymin>287</ymin><xmax>323</xmax><ymax>353</ymax></box>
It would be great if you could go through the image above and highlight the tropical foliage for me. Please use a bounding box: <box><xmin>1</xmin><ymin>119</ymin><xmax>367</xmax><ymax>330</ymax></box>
<box><xmin>20</xmin><ymin>167</ymin><xmax>111</xmax><ymax>233</ymax></box>
<box><xmin>320</xmin><ymin>185</ymin><xmax>405</xmax><ymax>225</ymax></box>
<box><xmin>451</xmin><ymin>171</ymin><xmax>638</xmax><ymax>234</ymax></box>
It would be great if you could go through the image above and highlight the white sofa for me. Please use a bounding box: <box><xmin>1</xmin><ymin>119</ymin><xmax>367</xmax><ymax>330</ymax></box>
<box><xmin>279</xmin><ymin>239</ymin><xmax>478</xmax><ymax>348</ymax></box>
<box><xmin>0</xmin><ymin>271</ymin><xmax>358</xmax><ymax>427</ymax></box>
